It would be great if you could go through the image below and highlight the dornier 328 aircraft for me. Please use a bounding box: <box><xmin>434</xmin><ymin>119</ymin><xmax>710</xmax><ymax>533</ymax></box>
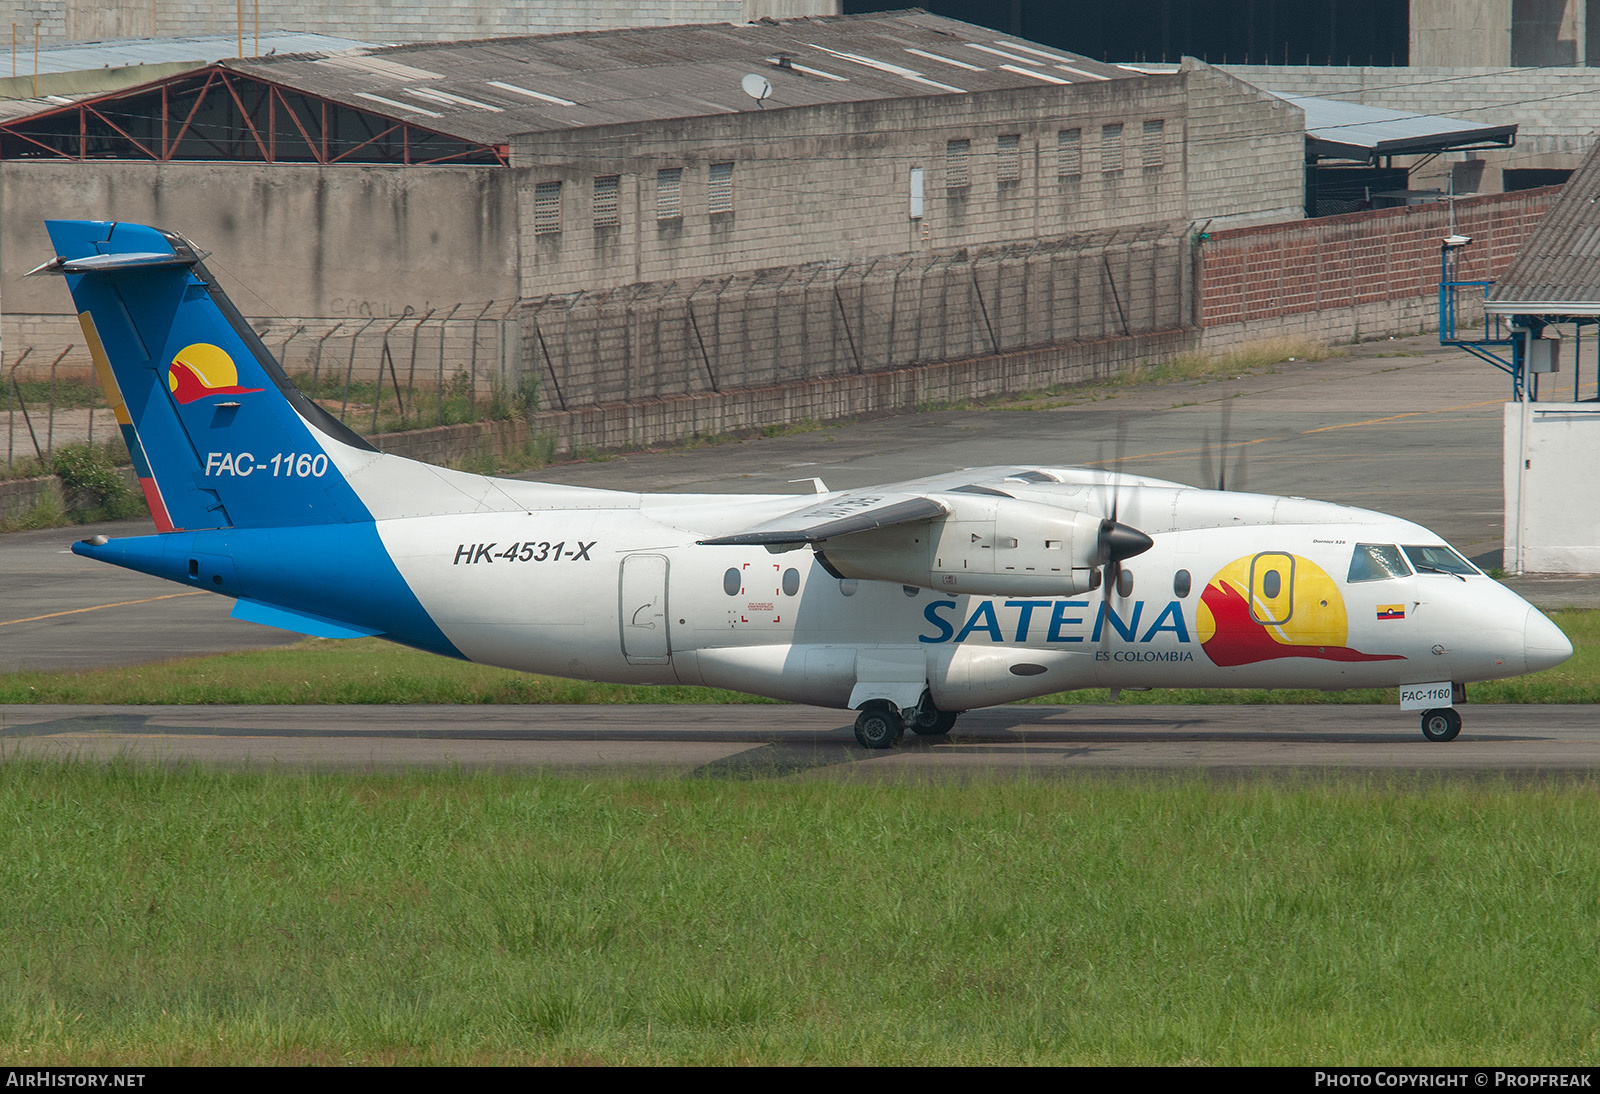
<box><xmin>36</xmin><ymin>220</ymin><xmax>1573</xmax><ymax>746</ymax></box>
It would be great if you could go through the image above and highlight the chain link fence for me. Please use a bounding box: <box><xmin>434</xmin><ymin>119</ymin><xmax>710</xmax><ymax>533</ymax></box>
<box><xmin>5</xmin><ymin>225</ymin><xmax>1190</xmax><ymax>476</ymax></box>
<box><xmin>3</xmin><ymin>306</ymin><xmax>524</xmax><ymax>478</ymax></box>
<box><xmin>524</xmin><ymin>225</ymin><xmax>1188</xmax><ymax>410</ymax></box>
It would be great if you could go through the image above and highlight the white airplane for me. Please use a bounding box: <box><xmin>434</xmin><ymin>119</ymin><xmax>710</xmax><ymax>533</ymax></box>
<box><xmin>36</xmin><ymin>220</ymin><xmax>1573</xmax><ymax>746</ymax></box>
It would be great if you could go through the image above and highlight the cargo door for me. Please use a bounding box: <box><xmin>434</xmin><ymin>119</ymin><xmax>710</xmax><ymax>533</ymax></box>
<box><xmin>620</xmin><ymin>553</ymin><xmax>671</xmax><ymax>664</ymax></box>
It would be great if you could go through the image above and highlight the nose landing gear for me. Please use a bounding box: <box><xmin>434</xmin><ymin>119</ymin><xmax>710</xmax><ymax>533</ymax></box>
<box><xmin>1420</xmin><ymin>707</ymin><xmax>1462</xmax><ymax>742</ymax></box>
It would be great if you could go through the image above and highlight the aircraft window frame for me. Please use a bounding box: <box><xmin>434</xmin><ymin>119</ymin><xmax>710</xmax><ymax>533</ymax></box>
<box><xmin>1173</xmin><ymin>569</ymin><xmax>1191</xmax><ymax>598</ymax></box>
<box><xmin>1347</xmin><ymin>544</ymin><xmax>1412</xmax><ymax>583</ymax></box>
<box><xmin>1249</xmin><ymin>551</ymin><xmax>1294</xmax><ymax>626</ymax></box>
<box><xmin>1402</xmin><ymin>544</ymin><xmax>1479</xmax><ymax>577</ymax></box>
<box><xmin>723</xmin><ymin>567</ymin><xmax>741</xmax><ymax>596</ymax></box>
<box><xmin>782</xmin><ymin>568</ymin><xmax>800</xmax><ymax>596</ymax></box>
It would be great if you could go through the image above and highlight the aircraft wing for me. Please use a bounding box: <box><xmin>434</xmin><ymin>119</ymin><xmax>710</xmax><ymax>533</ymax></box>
<box><xmin>698</xmin><ymin>492</ymin><xmax>948</xmax><ymax>546</ymax></box>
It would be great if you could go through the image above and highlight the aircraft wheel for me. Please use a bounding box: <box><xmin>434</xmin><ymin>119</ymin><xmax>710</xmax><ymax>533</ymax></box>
<box><xmin>911</xmin><ymin>709</ymin><xmax>959</xmax><ymax>736</ymax></box>
<box><xmin>1420</xmin><ymin>707</ymin><xmax>1462</xmax><ymax>743</ymax></box>
<box><xmin>854</xmin><ymin>704</ymin><xmax>906</xmax><ymax>750</ymax></box>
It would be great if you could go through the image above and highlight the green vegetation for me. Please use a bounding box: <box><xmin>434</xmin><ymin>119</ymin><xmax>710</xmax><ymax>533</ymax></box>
<box><xmin>7</xmin><ymin>374</ymin><xmax>99</xmax><ymax>411</ymax></box>
<box><xmin>0</xmin><ymin>609</ymin><xmax>1592</xmax><ymax>706</ymax></box>
<box><xmin>289</xmin><ymin>368</ymin><xmax>533</xmax><ymax>436</ymax></box>
<box><xmin>0</xmin><ymin>491</ymin><xmax>67</xmax><ymax>533</ymax></box>
<box><xmin>0</xmin><ymin>764</ymin><xmax>1596</xmax><ymax>1064</ymax></box>
<box><xmin>0</xmin><ymin>443</ymin><xmax>144</xmax><ymax>532</ymax></box>
<box><xmin>989</xmin><ymin>335</ymin><xmax>1343</xmax><ymax>411</ymax></box>
<box><xmin>0</xmin><ymin>637</ymin><xmax>775</xmax><ymax>705</ymax></box>
<box><xmin>48</xmin><ymin>443</ymin><xmax>144</xmax><ymax>523</ymax></box>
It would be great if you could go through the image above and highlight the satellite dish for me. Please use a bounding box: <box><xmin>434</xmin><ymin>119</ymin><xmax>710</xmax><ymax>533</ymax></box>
<box><xmin>740</xmin><ymin>73</ymin><xmax>772</xmax><ymax>105</ymax></box>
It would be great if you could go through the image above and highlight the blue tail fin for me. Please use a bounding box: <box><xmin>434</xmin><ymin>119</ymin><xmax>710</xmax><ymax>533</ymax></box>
<box><xmin>41</xmin><ymin>220</ymin><xmax>375</xmax><ymax>531</ymax></box>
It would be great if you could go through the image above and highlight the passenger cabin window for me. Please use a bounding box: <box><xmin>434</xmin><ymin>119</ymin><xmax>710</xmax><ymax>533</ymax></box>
<box><xmin>1347</xmin><ymin>544</ymin><xmax>1411</xmax><ymax>583</ymax></box>
<box><xmin>1173</xmin><ymin>569</ymin><xmax>1191</xmax><ymax>597</ymax></box>
<box><xmin>1402</xmin><ymin>544</ymin><xmax>1477</xmax><ymax>577</ymax></box>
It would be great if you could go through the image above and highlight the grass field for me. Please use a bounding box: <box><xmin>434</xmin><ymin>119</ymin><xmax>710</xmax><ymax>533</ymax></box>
<box><xmin>2</xmin><ymin>609</ymin><xmax>1594</xmax><ymax>706</ymax></box>
<box><xmin>1</xmin><ymin>762</ymin><xmax>1597</xmax><ymax>1065</ymax></box>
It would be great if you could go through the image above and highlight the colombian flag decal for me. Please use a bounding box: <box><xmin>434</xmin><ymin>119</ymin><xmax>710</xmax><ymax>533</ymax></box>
<box><xmin>1377</xmin><ymin>605</ymin><xmax>1406</xmax><ymax>621</ymax></box>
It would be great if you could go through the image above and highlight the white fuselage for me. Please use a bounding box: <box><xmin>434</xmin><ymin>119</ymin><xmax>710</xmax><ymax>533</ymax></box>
<box><xmin>371</xmin><ymin>471</ymin><xmax>1565</xmax><ymax>711</ymax></box>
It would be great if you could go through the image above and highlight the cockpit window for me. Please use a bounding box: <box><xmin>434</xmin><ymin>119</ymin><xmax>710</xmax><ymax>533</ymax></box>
<box><xmin>1402</xmin><ymin>544</ymin><xmax>1478</xmax><ymax>577</ymax></box>
<box><xmin>1348</xmin><ymin>544</ymin><xmax>1412</xmax><ymax>583</ymax></box>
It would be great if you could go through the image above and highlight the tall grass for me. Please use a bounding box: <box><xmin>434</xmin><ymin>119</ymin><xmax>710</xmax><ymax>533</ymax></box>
<box><xmin>0</xmin><ymin>764</ymin><xmax>1596</xmax><ymax>1064</ymax></box>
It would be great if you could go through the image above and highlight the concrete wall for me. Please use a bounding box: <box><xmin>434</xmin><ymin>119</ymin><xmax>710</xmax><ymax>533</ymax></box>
<box><xmin>531</xmin><ymin>327</ymin><xmax>1198</xmax><ymax>456</ymax></box>
<box><xmin>1412</xmin><ymin>0</ymin><xmax>1513</xmax><ymax>66</ymax></box>
<box><xmin>511</xmin><ymin>64</ymin><xmax>1303</xmax><ymax>298</ymax></box>
<box><xmin>1</xmin><ymin>1</ymin><xmax>838</xmax><ymax>49</ymax></box>
<box><xmin>4</xmin><ymin>160</ymin><xmax>520</xmax><ymax>379</ymax></box>
<box><xmin>1197</xmin><ymin>186</ymin><xmax>1559</xmax><ymax>348</ymax></box>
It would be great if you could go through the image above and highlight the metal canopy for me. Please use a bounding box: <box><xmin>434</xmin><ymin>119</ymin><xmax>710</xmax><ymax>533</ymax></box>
<box><xmin>1271</xmin><ymin>92</ymin><xmax>1517</xmax><ymax>163</ymax></box>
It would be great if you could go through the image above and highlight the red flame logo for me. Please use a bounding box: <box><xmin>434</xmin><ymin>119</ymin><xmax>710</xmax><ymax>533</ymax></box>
<box><xmin>167</xmin><ymin>344</ymin><xmax>263</xmax><ymax>405</ymax></box>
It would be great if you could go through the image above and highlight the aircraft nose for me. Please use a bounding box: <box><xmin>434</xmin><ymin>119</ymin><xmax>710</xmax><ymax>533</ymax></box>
<box><xmin>1524</xmin><ymin>606</ymin><xmax>1573</xmax><ymax>674</ymax></box>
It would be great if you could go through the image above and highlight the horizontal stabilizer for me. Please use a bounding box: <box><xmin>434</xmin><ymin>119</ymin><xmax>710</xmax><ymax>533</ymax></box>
<box><xmin>699</xmin><ymin>494</ymin><xmax>948</xmax><ymax>546</ymax></box>
<box><xmin>27</xmin><ymin>251</ymin><xmax>204</xmax><ymax>276</ymax></box>
<box><xmin>230</xmin><ymin>597</ymin><xmax>385</xmax><ymax>639</ymax></box>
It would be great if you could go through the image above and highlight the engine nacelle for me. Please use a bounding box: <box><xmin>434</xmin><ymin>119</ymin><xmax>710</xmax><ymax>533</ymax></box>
<box><xmin>814</xmin><ymin>493</ymin><xmax>1107</xmax><ymax>596</ymax></box>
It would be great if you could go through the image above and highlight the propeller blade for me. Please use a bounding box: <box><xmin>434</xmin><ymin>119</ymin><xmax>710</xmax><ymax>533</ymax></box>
<box><xmin>1217</xmin><ymin>399</ymin><xmax>1232</xmax><ymax>492</ymax></box>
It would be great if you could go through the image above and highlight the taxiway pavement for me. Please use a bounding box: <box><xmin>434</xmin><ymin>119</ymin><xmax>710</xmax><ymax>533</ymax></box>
<box><xmin>3</xmin><ymin>703</ymin><xmax>1596</xmax><ymax>776</ymax></box>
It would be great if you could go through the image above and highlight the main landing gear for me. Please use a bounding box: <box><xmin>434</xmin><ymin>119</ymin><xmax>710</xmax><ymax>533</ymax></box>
<box><xmin>1419</xmin><ymin>707</ymin><xmax>1462</xmax><ymax>742</ymax></box>
<box><xmin>853</xmin><ymin>696</ymin><xmax>960</xmax><ymax>749</ymax></box>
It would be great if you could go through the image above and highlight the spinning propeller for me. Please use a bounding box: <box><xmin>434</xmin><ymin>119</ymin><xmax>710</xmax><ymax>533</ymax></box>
<box><xmin>1093</xmin><ymin>416</ymin><xmax>1153</xmax><ymax>603</ymax></box>
<box><xmin>1198</xmin><ymin>398</ymin><xmax>1248</xmax><ymax>493</ymax></box>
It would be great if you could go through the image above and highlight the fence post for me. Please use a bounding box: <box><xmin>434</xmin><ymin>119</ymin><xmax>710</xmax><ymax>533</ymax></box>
<box><xmin>44</xmin><ymin>345</ymin><xmax>73</xmax><ymax>455</ymax></box>
<box><xmin>312</xmin><ymin>323</ymin><xmax>343</xmax><ymax>393</ymax></box>
<box><xmin>339</xmin><ymin>318</ymin><xmax>376</xmax><ymax>423</ymax></box>
<box><xmin>372</xmin><ymin>310</ymin><xmax>411</xmax><ymax>433</ymax></box>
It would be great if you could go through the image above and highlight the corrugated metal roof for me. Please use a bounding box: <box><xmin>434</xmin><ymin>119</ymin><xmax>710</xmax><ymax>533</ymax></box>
<box><xmin>1270</xmin><ymin>92</ymin><xmax>1517</xmax><ymax>161</ymax></box>
<box><xmin>1487</xmin><ymin>144</ymin><xmax>1598</xmax><ymax>313</ymax></box>
<box><xmin>206</xmin><ymin>11</ymin><xmax>1137</xmax><ymax>146</ymax></box>
<box><xmin>0</xmin><ymin>31</ymin><xmax>375</xmax><ymax>77</ymax></box>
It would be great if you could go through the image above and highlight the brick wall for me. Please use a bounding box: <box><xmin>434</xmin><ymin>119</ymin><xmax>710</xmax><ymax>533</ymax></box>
<box><xmin>1198</xmin><ymin>185</ymin><xmax>1558</xmax><ymax>348</ymax></box>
